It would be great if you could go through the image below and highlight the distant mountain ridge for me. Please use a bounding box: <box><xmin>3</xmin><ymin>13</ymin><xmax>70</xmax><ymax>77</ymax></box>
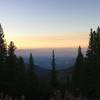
<box><xmin>23</xmin><ymin>56</ymin><xmax>75</xmax><ymax>69</ymax></box>
<box><xmin>16</xmin><ymin>48</ymin><xmax>87</xmax><ymax>69</ymax></box>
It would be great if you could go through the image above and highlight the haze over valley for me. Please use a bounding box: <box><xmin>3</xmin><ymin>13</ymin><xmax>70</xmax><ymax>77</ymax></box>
<box><xmin>16</xmin><ymin>48</ymin><xmax>86</xmax><ymax>69</ymax></box>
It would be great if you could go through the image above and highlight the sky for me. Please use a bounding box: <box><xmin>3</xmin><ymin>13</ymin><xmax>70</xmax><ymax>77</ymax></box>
<box><xmin>0</xmin><ymin>0</ymin><xmax>100</xmax><ymax>49</ymax></box>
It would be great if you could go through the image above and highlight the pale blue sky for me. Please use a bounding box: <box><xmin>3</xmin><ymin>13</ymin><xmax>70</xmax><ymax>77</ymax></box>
<box><xmin>0</xmin><ymin>0</ymin><xmax>100</xmax><ymax>48</ymax></box>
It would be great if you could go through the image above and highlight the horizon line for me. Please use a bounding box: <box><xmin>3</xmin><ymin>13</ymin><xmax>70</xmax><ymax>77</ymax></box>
<box><xmin>16</xmin><ymin>47</ymin><xmax>88</xmax><ymax>50</ymax></box>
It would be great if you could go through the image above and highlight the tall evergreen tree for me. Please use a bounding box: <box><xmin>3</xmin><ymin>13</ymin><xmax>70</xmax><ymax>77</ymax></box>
<box><xmin>0</xmin><ymin>24</ymin><xmax>7</xmax><ymax>64</ymax></box>
<box><xmin>95</xmin><ymin>26</ymin><xmax>100</xmax><ymax>97</ymax></box>
<box><xmin>7</xmin><ymin>41</ymin><xmax>17</xmax><ymax>95</ymax></box>
<box><xmin>85</xmin><ymin>27</ymin><xmax>100</xmax><ymax>99</ymax></box>
<box><xmin>0</xmin><ymin>24</ymin><xmax>7</xmax><ymax>91</ymax></box>
<box><xmin>86</xmin><ymin>29</ymin><xmax>97</xmax><ymax>59</ymax></box>
<box><xmin>7</xmin><ymin>41</ymin><xmax>17</xmax><ymax>71</ymax></box>
<box><xmin>51</xmin><ymin>50</ymin><xmax>58</xmax><ymax>89</ymax></box>
<box><xmin>8</xmin><ymin>41</ymin><xmax>16</xmax><ymax>57</ymax></box>
<box><xmin>27</xmin><ymin>53</ymin><xmax>38</xmax><ymax>100</ymax></box>
<box><xmin>95</xmin><ymin>26</ymin><xmax>100</xmax><ymax>59</ymax></box>
<box><xmin>72</xmin><ymin>46</ymin><xmax>84</xmax><ymax>96</ymax></box>
<box><xmin>29</xmin><ymin>53</ymin><xmax>34</xmax><ymax>72</ymax></box>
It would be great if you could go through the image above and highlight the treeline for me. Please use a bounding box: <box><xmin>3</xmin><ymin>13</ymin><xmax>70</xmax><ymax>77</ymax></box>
<box><xmin>0</xmin><ymin>24</ymin><xmax>39</xmax><ymax>100</ymax></box>
<box><xmin>0</xmin><ymin>23</ymin><xmax>100</xmax><ymax>100</ymax></box>
<box><xmin>71</xmin><ymin>27</ymin><xmax>100</xmax><ymax>100</ymax></box>
<box><xmin>0</xmin><ymin>24</ymin><xmax>61</xmax><ymax>100</ymax></box>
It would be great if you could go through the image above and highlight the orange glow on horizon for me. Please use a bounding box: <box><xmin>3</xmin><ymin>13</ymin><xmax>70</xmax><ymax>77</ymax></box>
<box><xmin>6</xmin><ymin>33</ymin><xmax>88</xmax><ymax>49</ymax></box>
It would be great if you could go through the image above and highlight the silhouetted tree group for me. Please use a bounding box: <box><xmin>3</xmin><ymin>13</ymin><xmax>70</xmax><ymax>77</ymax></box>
<box><xmin>1</xmin><ymin>23</ymin><xmax>100</xmax><ymax>100</ymax></box>
<box><xmin>0</xmin><ymin>24</ymin><xmax>40</xmax><ymax>100</ymax></box>
<box><xmin>0</xmin><ymin>24</ymin><xmax>60</xmax><ymax>100</ymax></box>
<box><xmin>71</xmin><ymin>27</ymin><xmax>100</xmax><ymax>100</ymax></box>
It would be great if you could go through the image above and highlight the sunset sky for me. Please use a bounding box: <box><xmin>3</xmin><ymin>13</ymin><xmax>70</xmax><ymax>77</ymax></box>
<box><xmin>0</xmin><ymin>0</ymin><xmax>100</xmax><ymax>49</ymax></box>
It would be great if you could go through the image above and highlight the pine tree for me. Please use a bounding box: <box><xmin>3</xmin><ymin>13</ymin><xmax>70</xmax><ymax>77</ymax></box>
<box><xmin>95</xmin><ymin>26</ymin><xmax>100</xmax><ymax>59</ymax></box>
<box><xmin>0</xmin><ymin>24</ymin><xmax>7</xmax><ymax>64</ymax></box>
<box><xmin>86</xmin><ymin>29</ymin><xmax>97</xmax><ymax>59</ymax></box>
<box><xmin>7</xmin><ymin>41</ymin><xmax>17</xmax><ymax>95</ymax></box>
<box><xmin>7</xmin><ymin>41</ymin><xmax>17</xmax><ymax>71</ymax></box>
<box><xmin>51</xmin><ymin>50</ymin><xmax>58</xmax><ymax>89</ymax></box>
<box><xmin>29</xmin><ymin>53</ymin><xmax>34</xmax><ymax>72</ymax></box>
<box><xmin>27</xmin><ymin>53</ymin><xmax>38</xmax><ymax>100</ymax></box>
<box><xmin>95</xmin><ymin>26</ymin><xmax>100</xmax><ymax>97</ymax></box>
<box><xmin>72</xmin><ymin>46</ymin><xmax>84</xmax><ymax>96</ymax></box>
<box><xmin>0</xmin><ymin>24</ymin><xmax>7</xmax><ymax>91</ymax></box>
<box><xmin>8</xmin><ymin>41</ymin><xmax>16</xmax><ymax>57</ymax></box>
<box><xmin>85</xmin><ymin>27</ymin><xmax>100</xmax><ymax>99</ymax></box>
<box><xmin>28</xmin><ymin>53</ymin><xmax>36</xmax><ymax>80</ymax></box>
